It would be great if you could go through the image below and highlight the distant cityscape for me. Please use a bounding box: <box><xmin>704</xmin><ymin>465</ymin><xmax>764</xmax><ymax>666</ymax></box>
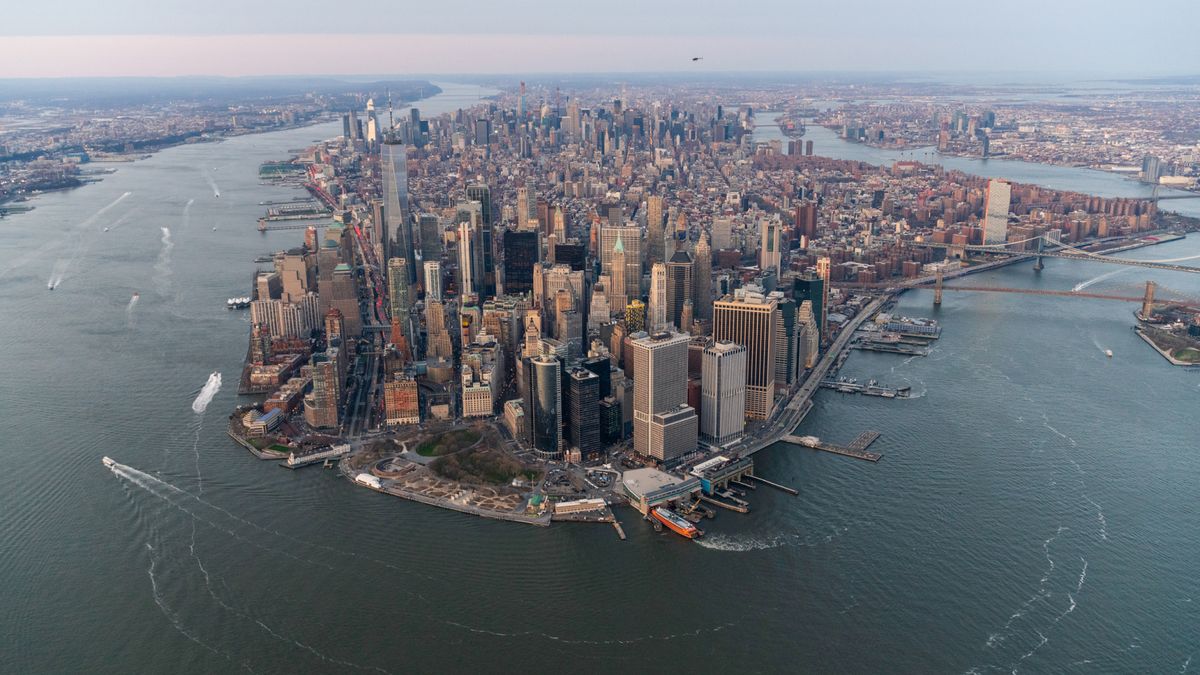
<box><xmin>187</xmin><ymin>79</ymin><xmax>1200</xmax><ymax>533</ymax></box>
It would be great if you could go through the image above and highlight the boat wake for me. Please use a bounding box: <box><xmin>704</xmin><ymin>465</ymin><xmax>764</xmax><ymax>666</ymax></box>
<box><xmin>191</xmin><ymin>372</ymin><xmax>222</xmax><ymax>414</ymax></box>
<box><xmin>145</xmin><ymin>542</ymin><xmax>243</xmax><ymax>668</ymax></box>
<box><xmin>154</xmin><ymin>227</ymin><xmax>174</xmax><ymax>295</ymax></box>
<box><xmin>441</xmin><ymin>619</ymin><xmax>734</xmax><ymax>646</ymax></box>
<box><xmin>1073</xmin><ymin>267</ymin><xmax>1129</xmax><ymax>292</ymax></box>
<box><xmin>182</xmin><ymin>198</ymin><xmax>195</xmax><ymax>229</ymax></box>
<box><xmin>694</xmin><ymin>533</ymin><xmax>787</xmax><ymax>552</ymax></box>
<box><xmin>204</xmin><ymin>170</ymin><xmax>221</xmax><ymax>198</ymax></box>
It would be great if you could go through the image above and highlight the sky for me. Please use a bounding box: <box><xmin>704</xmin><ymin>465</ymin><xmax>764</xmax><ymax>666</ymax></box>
<box><xmin>1</xmin><ymin>0</ymin><xmax>1197</xmax><ymax>78</ymax></box>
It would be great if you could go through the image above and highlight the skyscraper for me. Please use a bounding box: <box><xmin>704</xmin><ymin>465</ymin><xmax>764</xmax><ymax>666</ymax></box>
<box><xmin>387</xmin><ymin>257</ymin><xmax>410</xmax><ymax>323</ymax></box>
<box><xmin>983</xmin><ymin>179</ymin><xmax>1011</xmax><ymax>245</ymax></box>
<box><xmin>502</xmin><ymin>229</ymin><xmax>539</xmax><ymax>296</ymax></box>
<box><xmin>701</xmin><ymin>341</ymin><xmax>747</xmax><ymax>447</ymax></box>
<box><xmin>417</xmin><ymin>213</ymin><xmax>443</xmax><ymax>262</ymax></box>
<box><xmin>381</xmin><ymin>139</ymin><xmax>415</xmax><ymax>283</ymax></box>
<box><xmin>626</xmin><ymin>299</ymin><xmax>646</xmax><ymax>333</ymax></box>
<box><xmin>525</xmin><ymin>354</ymin><xmax>562</xmax><ymax>458</ymax></box>
<box><xmin>792</xmin><ymin>274</ymin><xmax>826</xmax><ymax>341</ymax></box>
<box><xmin>465</xmin><ymin>184</ymin><xmax>494</xmax><ymax>296</ymax></box>
<box><xmin>713</xmin><ymin>287</ymin><xmax>778</xmax><ymax>420</ymax></box>
<box><xmin>760</xmin><ymin>216</ymin><xmax>782</xmax><ymax>273</ymax></box>
<box><xmin>423</xmin><ymin>260</ymin><xmax>442</xmax><ymax>302</ymax></box>
<box><xmin>797</xmin><ymin>300</ymin><xmax>819</xmax><ymax>369</ymax></box>
<box><xmin>648</xmin><ymin>262</ymin><xmax>668</xmax><ymax>332</ymax></box>
<box><xmin>693</xmin><ymin>232</ymin><xmax>712</xmax><ymax>321</ymax></box>
<box><xmin>458</xmin><ymin>220</ymin><xmax>478</xmax><ymax>297</ymax></box>
<box><xmin>645</xmin><ymin>195</ymin><xmax>665</xmax><ymax>265</ymax></box>
<box><xmin>666</xmin><ymin>249</ymin><xmax>693</xmax><ymax>330</ymax></box>
<box><xmin>566</xmin><ymin>367</ymin><xmax>601</xmax><ymax>461</ymax></box>
<box><xmin>815</xmin><ymin>257</ymin><xmax>832</xmax><ymax>339</ymax></box>
<box><xmin>630</xmin><ymin>331</ymin><xmax>697</xmax><ymax>461</ymax></box>
<box><xmin>599</xmin><ymin>224</ymin><xmax>641</xmax><ymax>300</ymax></box>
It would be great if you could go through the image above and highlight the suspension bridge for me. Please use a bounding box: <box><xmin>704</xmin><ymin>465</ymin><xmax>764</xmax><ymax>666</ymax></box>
<box><xmin>837</xmin><ymin>233</ymin><xmax>1200</xmax><ymax>309</ymax></box>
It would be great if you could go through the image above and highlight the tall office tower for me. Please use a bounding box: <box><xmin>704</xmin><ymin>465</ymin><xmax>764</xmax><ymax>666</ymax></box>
<box><xmin>630</xmin><ymin>331</ymin><xmax>697</xmax><ymax>461</ymax></box>
<box><xmin>599</xmin><ymin>224</ymin><xmax>641</xmax><ymax>300</ymax></box>
<box><xmin>693</xmin><ymin>232</ymin><xmax>712</xmax><ymax>320</ymax></box>
<box><xmin>329</xmin><ymin>264</ymin><xmax>362</xmax><ymax>337</ymax></box>
<box><xmin>648</xmin><ymin>263</ymin><xmax>668</xmax><ymax>332</ymax></box>
<box><xmin>465</xmin><ymin>184</ymin><xmax>495</xmax><ymax>296</ymax></box>
<box><xmin>552</xmin><ymin>206</ymin><xmax>566</xmax><ymax>238</ymax></box>
<box><xmin>369</xmin><ymin>198</ymin><xmax>385</xmax><ymax>248</ymax></box>
<box><xmin>418</xmin><ymin>213</ymin><xmax>443</xmax><ymax>262</ymax></box>
<box><xmin>502</xmin><ymin>229</ymin><xmax>539</xmax><ymax>296</ymax></box>
<box><xmin>792</xmin><ymin>274</ymin><xmax>826</xmax><ymax>341</ymax></box>
<box><xmin>565</xmin><ymin>367</ymin><xmax>601</xmax><ymax>460</ymax></box>
<box><xmin>666</xmin><ymin>249</ymin><xmax>693</xmax><ymax>330</ymax></box>
<box><xmin>349</xmin><ymin>110</ymin><xmax>361</xmax><ymax>141</ymax></box>
<box><xmin>774</xmin><ymin>296</ymin><xmax>801</xmax><ymax>387</ymax></box>
<box><xmin>520</xmin><ymin>178</ymin><xmax>535</xmax><ymax>225</ymax></box>
<box><xmin>524</xmin><ymin>354</ymin><xmax>562</xmax><ymax>458</ymax></box>
<box><xmin>713</xmin><ymin>287</ymin><xmax>778</xmax><ymax>420</ymax></box>
<box><xmin>701</xmin><ymin>341</ymin><xmax>747</xmax><ymax>447</ymax></box>
<box><xmin>423</xmin><ymin>260</ymin><xmax>442</xmax><ymax>301</ymax></box>
<box><xmin>797</xmin><ymin>300</ymin><xmax>819</xmax><ymax>369</ymax></box>
<box><xmin>645</xmin><ymin>195</ymin><xmax>665</xmax><ymax>265</ymax></box>
<box><xmin>458</xmin><ymin>220</ymin><xmax>478</xmax><ymax>298</ymax></box>
<box><xmin>387</xmin><ymin>257</ymin><xmax>410</xmax><ymax>322</ymax></box>
<box><xmin>304</xmin><ymin>349</ymin><xmax>342</xmax><ymax>429</ymax></box>
<box><xmin>760</xmin><ymin>216</ymin><xmax>782</xmax><ymax>273</ymax></box>
<box><xmin>324</xmin><ymin>308</ymin><xmax>346</xmax><ymax>348</ymax></box>
<box><xmin>381</xmin><ymin>139</ymin><xmax>415</xmax><ymax>283</ymax></box>
<box><xmin>608</xmin><ymin>234</ymin><xmax>628</xmax><ymax>310</ymax></box>
<box><xmin>588</xmin><ymin>281</ymin><xmax>612</xmax><ymax>331</ymax></box>
<box><xmin>552</xmin><ymin>206</ymin><xmax>565</xmax><ymax>243</ymax></box>
<box><xmin>474</xmin><ymin>118</ymin><xmax>491</xmax><ymax>146</ymax></box>
<box><xmin>342</xmin><ymin>113</ymin><xmax>351</xmax><ymax>140</ymax></box>
<box><xmin>625</xmin><ymin>299</ymin><xmax>646</xmax><ymax>333</ymax></box>
<box><xmin>712</xmin><ymin>217</ymin><xmax>733</xmax><ymax>251</ymax></box>
<box><xmin>516</xmin><ymin>186</ymin><xmax>532</xmax><ymax>229</ymax></box>
<box><xmin>425</xmin><ymin>300</ymin><xmax>454</xmax><ymax>361</ymax></box>
<box><xmin>815</xmin><ymin>257</ymin><xmax>832</xmax><ymax>339</ymax></box>
<box><xmin>983</xmin><ymin>179</ymin><xmax>1011</xmax><ymax>245</ymax></box>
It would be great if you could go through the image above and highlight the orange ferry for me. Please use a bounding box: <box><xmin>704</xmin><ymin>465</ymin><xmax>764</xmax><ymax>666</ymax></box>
<box><xmin>651</xmin><ymin>507</ymin><xmax>702</xmax><ymax>539</ymax></box>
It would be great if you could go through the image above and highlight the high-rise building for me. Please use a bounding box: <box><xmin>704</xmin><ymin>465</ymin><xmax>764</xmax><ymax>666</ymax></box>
<box><xmin>626</xmin><ymin>299</ymin><xmax>646</xmax><ymax>333</ymax></box>
<box><xmin>599</xmin><ymin>224</ymin><xmax>641</xmax><ymax>299</ymax></box>
<box><xmin>760</xmin><ymin>216</ymin><xmax>782</xmax><ymax>272</ymax></box>
<box><xmin>458</xmin><ymin>220</ymin><xmax>478</xmax><ymax>297</ymax></box>
<box><xmin>645</xmin><ymin>195</ymin><xmax>665</xmax><ymax>265</ymax></box>
<box><xmin>648</xmin><ymin>262</ymin><xmax>668</xmax><ymax>332</ymax></box>
<box><xmin>713</xmin><ymin>287</ymin><xmax>778</xmax><ymax>420</ymax></box>
<box><xmin>983</xmin><ymin>179</ymin><xmax>1011</xmax><ymax>245</ymax></box>
<box><xmin>502</xmin><ymin>229</ymin><xmax>539</xmax><ymax>296</ymax></box>
<box><xmin>304</xmin><ymin>349</ymin><xmax>341</xmax><ymax>429</ymax></box>
<box><xmin>381</xmin><ymin>140</ymin><xmax>415</xmax><ymax>284</ymax></box>
<box><xmin>693</xmin><ymin>232</ymin><xmax>712</xmax><ymax>321</ymax></box>
<box><xmin>387</xmin><ymin>257</ymin><xmax>410</xmax><ymax>322</ymax></box>
<box><xmin>792</xmin><ymin>274</ymin><xmax>826</xmax><ymax>341</ymax></box>
<box><xmin>465</xmin><ymin>184</ymin><xmax>495</xmax><ymax>296</ymax></box>
<box><xmin>712</xmin><ymin>216</ymin><xmax>733</xmax><ymax>251</ymax></box>
<box><xmin>666</xmin><ymin>249</ymin><xmax>693</xmax><ymax>330</ymax></box>
<box><xmin>565</xmin><ymin>367</ymin><xmax>601</xmax><ymax>460</ymax></box>
<box><xmin>815</xmin><ymin>257</ymin><xmax>832</xmax><ymax>339</ymax></box>
<box><xmin>774</xmin><ymin>296</ymin><xmax>802</xmax><ymax>387</ymax></box>
<box><xmin>383</xmin><ymin>375</ymin><xmax>420</xmax><ymax>426</ymax></box>
<box><xmin>1141</xmin><ymin>155</ymin><xmax>1163</xmax><ymax>184</ymax></box>
<box><xmin>797</xmin><ymin>300</ymin><xmax>819</xmax><ymax>369</ymax></box>
<box><xmin>630</xmin><ymin>331</ymin><xmax>697</xmax><ymax>461</ymax></box>
<box><xmin>423</xmin><ymin>260</ymin><xmax>442</xmax><ymax>301</ymax></box>
<box><xmin>524</xmin><ymin>354</ymin><xmax>562</xmax><ymax>458</ymax></box>
<box><xmin>329</xmin><ymin>264</ymin><xmax>362</xmax><ymax>337</ymax></box>
<box><xmin>701</xmin><ymin>341</ymin><xmax>747</xmax><ymax>447</ymax></box>
<box><xmin>417</xmin><ymin>213</ymin><xmax>443</xmax><ymax>262</ymax></box>
<box><xmin>608</xmin><ymin>233</ymin><xmax>628</xmax><ymax>310</ymax></box>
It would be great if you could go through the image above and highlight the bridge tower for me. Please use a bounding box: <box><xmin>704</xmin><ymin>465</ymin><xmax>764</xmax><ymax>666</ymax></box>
<box><xmin>934</xmin><ymin>269</ymin><xmax>943</xmax><ymax>305</ymax></box>
<box><xmin>1141</xmin><ymin>280</ymin><xmax>1156</xmax><ymax>319</ymax></box>
<box><xmin>1033</xmin><ymin>235</ymin><xmax>1045</xmax><ymax>272</ymax></box>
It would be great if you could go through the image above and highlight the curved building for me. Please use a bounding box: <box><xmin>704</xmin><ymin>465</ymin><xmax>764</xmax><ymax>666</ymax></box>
<box><xmin>526</xmin><ymin>354</ymin><xmax>562</xmax><ymax>459</ymax></box>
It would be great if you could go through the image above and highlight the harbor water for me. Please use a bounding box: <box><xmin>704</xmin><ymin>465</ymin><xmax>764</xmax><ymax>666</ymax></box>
<box><xmin>1</xmin><ymin>83</ymin><xmax>1197</xmax><ymax>673</ymax></box>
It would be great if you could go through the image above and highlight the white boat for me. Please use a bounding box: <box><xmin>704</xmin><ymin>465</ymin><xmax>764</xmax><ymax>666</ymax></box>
<box><xmin>1105</xmin><ymin>349</ymin><xmax>1113</xmax><ymax>358</ymax></box>
<box><xmin>102</xmin><ymin>456</ymin><xmax>115</xmax><ymax>468</ymax></box>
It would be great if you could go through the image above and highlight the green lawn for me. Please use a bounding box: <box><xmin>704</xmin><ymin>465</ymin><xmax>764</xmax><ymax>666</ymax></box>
<box><xmin>416</xmin><ymin>429</ymin><xmax>481</xmax><ymax>457</ymax></box>
<box><xmin>1172</xmin><ymin>347</ymin><xmax>1200</xmax><ymax>363</ymax></box>
<box><xmin>267</xmin><ymin>444</ymin><xmax>291</xmax><ymax>453</ymax></box>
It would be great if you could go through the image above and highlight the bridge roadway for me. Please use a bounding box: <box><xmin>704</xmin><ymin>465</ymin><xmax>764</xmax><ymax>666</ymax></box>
<box><xmin>912</xmin><ymin>236</ymin><xmax>1200</xmax><ymax>274</ymax></box>
<box><xmin>736</xmin><ymin>295</ymin><xmax>889</xmax><ymax>458</ymax></box>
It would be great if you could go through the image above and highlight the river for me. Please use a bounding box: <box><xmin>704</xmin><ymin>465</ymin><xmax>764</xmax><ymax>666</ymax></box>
<box><xmin>0</xmin><ymin>82</ymin><xmax>1197</xmax><ymax>674</ymax></box>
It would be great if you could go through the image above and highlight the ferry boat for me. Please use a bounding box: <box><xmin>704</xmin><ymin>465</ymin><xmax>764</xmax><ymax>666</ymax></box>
<box><xmin>651</xmin><ymin>507</ymin><xmax>702</xmax><ymax>539</ymax></box>
<box><xmin>102</xmin><ymin>456</ymin><xmax>115</xmax><ymax>468</ymax></box>
<box><xmin>1105</xmin><ymin>349</ymin><xmax>1114</xmax><ymax>358</ymax></box>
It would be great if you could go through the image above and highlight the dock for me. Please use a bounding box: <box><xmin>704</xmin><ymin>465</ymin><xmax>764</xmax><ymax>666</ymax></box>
<box><xmin>851</xmin><ymin>341</ymin><xmax>929</xmax><ymax>356</ymax></box>
<box><xmin>780</xmin><ymin>431</ymin><xmax>882</xmax><ymax>462</ymax></box>
<box><xmin>699</xmin><ymin>494</ymin><xmax>750</xmax><ymax>514</ymax></box>
<box><xmin>819</xmin><ymin>379</ymin><xmax>912</xmax><ymax>398</ymax></box>
<box><xmin>612</xmin><ymin>520</ymin><xmax>627</xmax><ymax>540</ymax></box>
<box><xmin>745</xmin><ymin>473</ymin><xmax>799</xmax><ymax>495</ymax></box>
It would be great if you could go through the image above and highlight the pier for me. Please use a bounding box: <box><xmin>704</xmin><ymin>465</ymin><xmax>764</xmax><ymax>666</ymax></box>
<box><xmin>819</xmin><ymin>379</ymin><xmax>912</xmax><ymax>398</ymax></box>
<box><xmin>780</xmin><ymin>431</ymin><xmax>883</xmax><ymax>462</ymax></box>
<box><xmin>851</xmin><ymin>340</ymin><xmax>929</xmax><ymax>356</ymax></box>
<box><xmin>744</xmin><ymin>474</ymin><xmax>799</xmax><ymax>495</ymax></box>
<box><xmin>699</xmin><ymin>494</ymin><xmax>750</xmax><ymax>513</ymax></box>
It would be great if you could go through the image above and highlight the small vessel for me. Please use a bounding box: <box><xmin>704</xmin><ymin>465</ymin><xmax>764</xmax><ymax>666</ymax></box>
<box><xmin>132</xmin><ymin>292</ymin><xmax>140</xmax><ymax>300</ymax></box>
<box><xmin>1105</xmin><ymin>349</ymin><xmax>1113</xmax><ymax>358</ymax></box>
<box><xmin>651</xmin><ymin>507</ymin><xmax>702</xmax><ymax>539</ymax></box>
<box><xmin>102</xmin><ymin>456</ymin><xmax>115</xmax><ymax>468</ymax></box>
<box><xmin>212</xmin><ymin>226</ymin><xmax>217</xmax><ymax>231</ymax></box>
<box><xmin>227</xmin><ymin>297</ymin><xmax>251</xmax><ymax>309</ymax></box>
<box><xmin>103</xmin><ymin>227</ymin><xmax>110</xmax><ymax>232</ymax></box>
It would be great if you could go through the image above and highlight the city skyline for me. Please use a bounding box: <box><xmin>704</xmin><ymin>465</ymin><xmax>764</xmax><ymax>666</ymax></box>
<box><xmin>2</xmin><ymin>0</ymin><xmax>1199</xmax><ymax>78</ymax></box>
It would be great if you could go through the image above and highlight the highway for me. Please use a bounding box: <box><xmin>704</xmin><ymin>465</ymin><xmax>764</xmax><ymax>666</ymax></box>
<box><xmin>738</xmin><ymin>294</ymin><xmax>889</xmax><ymax>457</ymax></box>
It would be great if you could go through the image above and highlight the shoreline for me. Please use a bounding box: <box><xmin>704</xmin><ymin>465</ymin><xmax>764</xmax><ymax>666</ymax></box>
<box><xmin>1135</xmin><ymin>327</ymin><xmax>1200</xmax><ymax>367</ymax></box>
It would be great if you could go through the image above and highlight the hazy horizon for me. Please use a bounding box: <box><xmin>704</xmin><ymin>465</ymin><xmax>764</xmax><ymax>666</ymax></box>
<box><xmin>2</xmin><ymin>0</ymin><xmax>1198</xmax><ymax>78</ymax></box>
